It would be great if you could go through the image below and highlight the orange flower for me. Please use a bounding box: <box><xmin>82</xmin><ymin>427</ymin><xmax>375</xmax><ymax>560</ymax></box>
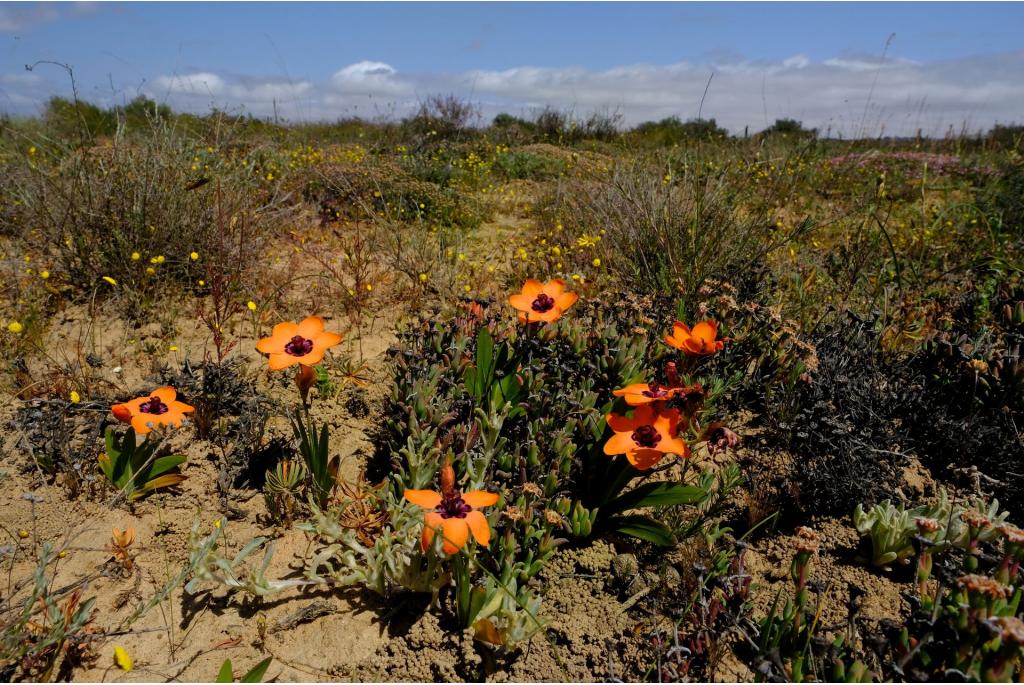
<box><xmin>613</xmin><ymin>382</ymin><xmax>684</xmax><ymax>406</ymax></box>
<box><xmin>665</xmin><ymin>320</ymin><xmax>724</xmax><ymax>356</ymax></box>
<box><xmin>256</xmin><ymin>316</ymin><xmax>342</xmax><ymax>371</ymax></box>
<box><xmin>404</xmin><ymin>488</ymin><xmax>499</xmax><ymax>554</ymax></box>
<box><xmin>603</xmin><ymin>404</ymin><xmax>689</xmax><ymax>470</ymax></box>
<box><xmin>111</xmin><ymin>387</ymin><xmax>194</xmax><ymax>435</ymax></box>
<box><xmin>111</xmin><ymin>526</ymin><xmax>135</xmax><ymax>549</ymax></box>
<box><xmin>508</xmin><ymin>279</ymin><xmax>578</xmax><ymax>323</ymax></box>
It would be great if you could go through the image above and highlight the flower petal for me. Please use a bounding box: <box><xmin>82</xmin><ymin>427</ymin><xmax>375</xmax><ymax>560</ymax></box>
<box><xmin>465</xmin><ymin>510</ymin><xmax>491</xmax><ymax>547</ymax></box>
<box><xmin>157</xmin><ymin>411</ymin><xmax>184</xmax><ymax>430</ymax></box>
<box><xmin>404</xmin><ymin>489</ymin><xmax>443</xmax><ymax>509</ymax></box>
<box><xmin>296</xmin><ymin>316</ymin><xmax>326</xmax><ymax>339</ymax></box>
<box><xmin>256</xmin><ymin>335</ymin><xmax>283</xmax><ymax>354</ymax></box>
<box><xmin>271</xmin><ymin>321</ymin><xmax>299</xmax><ymax>340</ymax></box>
<box><xmin>606</xmin><ymin>412</ymin><xmax>637</xmax><ymax>432</ymax></box>
<box><xmin>613</xmin><ymin>383</ymin><xmax>648</xmax><ymax>397</ymax></box>
<box><xmin>627</xmin><ymin>448</ymin><xmax>666</xmax><ymax>470</ymax></box>
<box><xmin>508</xmin><ymin>293</ymin><xmax>535</xmax><ymax>312</ymax></box>
<box><xmin>292</xmin><ymin>347</ymin><xmax>326</xmax><ymax>367</ymax></box>
<box><xmin>532</xmin><ymin>308</ymin><xmax>563</xmax><ymax>323</ymax></box>
<box><xmin>692</xmin><ymin>320</ymin><xmax>718</xmax><ymax>343</ymax></box>
<box><xmin>520</xmin><ymin>279</ymin><xmax>544</xmax><ymax>298</ymax></box>
<box><xmin>111</xmin><ymin>403</ymin><xmax>135</xmax><ymax>423</ymax></box>
<box><xmin>462</xmin><ymin>491</ymin><xmax>499</xmax><ymax>508</ymax></box>
<box><xmin>660</xmin><ymin>437</ymin><xmax>690</xmax><ymax>458</ymax></box>
<box><xmin>314</xmin><ymin>331</ymin><xmax>343</xmax><ymax>351</ymax></box>
<box><xmin>542</xmin><ymin>279</ymin><xmax>567</xmax><ymax>297</ymax></box>
<box><xmin>682</xmin><ymin>338</ymin><xmax>704</xmax><ymax>355</ymax></box>
<box><xmin>439</xmin><ymin>518</ymin><xmax>469</xmax><ymax>554</ymax></box>
<box><xmin>151</xmin><ymin>387</ymin><xmax>177</xmax><ymax>403</ymax></box>
<box><xmin>631</xmin><ymin>404</ymin><xmax>656</xmax><ymax>424</ymax></box>
<box><xmin>171</xmin><ymin>400</ymin><xmax>195</xmax><ymax>415</ymax></box>
<box><xmin>130</xmin><ymin>414</ymin><xmax>154</xmax><ymax>434</ymax></box>
<box><xmin>267</xmin><ymin>353</ymin><xmax>297</xmax><ymax>371</ymax></box>
<box><xmin>603</xmin><ymin>431</ymin><xmax>636</xmax><ymax>455</ymax></box>
<box><xmin>553</xmin><ymin>292</ymin><xmax>578</xmax><ymax>312</ymax></box>
<box><xmin>654</xmin><ymin>408</ymin><xmax>681</xmax><ymax>435</ymax></box>
<box><xmin>672</xmin><ymin>321</ymin><xmax>693</xmax><ymax>336</ymax></box>
<box><xmin>421</xmin><ymin>511</ymin><xmax>444</xmax><ymax>552</ymax></box>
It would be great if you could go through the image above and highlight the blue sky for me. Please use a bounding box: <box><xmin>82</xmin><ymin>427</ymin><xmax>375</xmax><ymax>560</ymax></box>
<box><xmin>3</xmin><ymin>2</ymin><xmax>1023</xmax><ymax>134</ymax></box>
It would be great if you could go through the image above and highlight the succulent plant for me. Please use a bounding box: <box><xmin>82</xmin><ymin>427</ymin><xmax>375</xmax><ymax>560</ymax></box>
<box><xmin>185</xmin><ymin>519</ymin><xmax>316</xmax><ymax>597</ymax></box>
<box><xmin>853</xmin><ymin>490</ymin><xmax>952</xmax><ymax>567</ymax></box>
<box><xmin>263</xmin><ymin>459</ymin><xmax>306</xmax><ymax>524</ymax></box>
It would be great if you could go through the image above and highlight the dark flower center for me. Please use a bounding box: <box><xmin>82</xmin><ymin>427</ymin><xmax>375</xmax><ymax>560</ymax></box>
<box><xmin>631</xmin><ymin>424</ymin><xmax>661</xmax><ymax>448</ymax></box>
<box><xmin>436</xmin><ymin>493</ymin><xmax>472</xmax><ymax>519</ymax></box>
<box><xmin>642</xmin><ymin>384</ymin><xmax>669</xmax><ymax>399</ymax></box>
<box><xmin>284</xmin><ymin>335</ymin><xmax>314</xmax><ymax>356</ymax></box>
<box><xmin>139</xmin><ymin>396</ymin><xmax>169</xmax><ymax>415</ymax></box>
<box><xmin>531</xmin><ymin>293</ymin><xmax>555</xmax><ymax>313</ymax></box>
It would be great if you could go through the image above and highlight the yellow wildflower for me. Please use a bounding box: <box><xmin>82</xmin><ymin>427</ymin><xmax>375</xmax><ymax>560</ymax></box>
<box><xmin>102</xmin><ymin>276</ymin><xmax>117</xmax><ymax>286</ymax></box>
<box><xmin>246</xmin><ymin>301</ymin><xmax>257</xmax><ymax>312</ymax></box>
<box><xmin>70</xmin><ymin>391</ymin><xmax>80</xmax><ymax>404</ymax></box>
<box><xmin>7</xmin><ymin>321</ymin><xmax>23</xmax><ymax>334</ymax></box>
<box><xmin>113</xmin><ymin>645</ymin><xmax>132</xmax><ymax>672</ymax></box>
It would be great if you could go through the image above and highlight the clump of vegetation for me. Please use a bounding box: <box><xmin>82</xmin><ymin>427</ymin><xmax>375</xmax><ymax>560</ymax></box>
<box><xmin>2</xmin><ymin>92</ymin><xmax>1024</xmax><ymax>682</ymax></box>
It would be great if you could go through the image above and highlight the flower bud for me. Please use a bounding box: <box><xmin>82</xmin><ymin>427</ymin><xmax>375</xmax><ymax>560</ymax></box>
<box><xmin>440</xmin><ymin>459</ymin><xmax>456</xmax><ymax>495</ymax></box>
<box><xmin>294</xmin><ymin>364</ymin><xmax>316</xmax><ymax>403</ymax></box>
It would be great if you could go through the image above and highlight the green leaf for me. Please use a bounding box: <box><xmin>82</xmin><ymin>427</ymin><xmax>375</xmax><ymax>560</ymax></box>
<box><xmin>318</xmin><ymin>423</ymin><xmax>330</xmax><ymax>463</ymax></box>
<box><xmin>216</xmin><ymin>659</ymin><xmax>234</xmax><ymax>683</ymax></box>
<box><xmin>98</xmin><ymin>450</ymin><xmax>114</xmax><ymax>482</ymax></box>
<box><xmin>134</xmin><ymin>474</ymin><xmax>186</xmax><ymax>498</ymax></box>
<box><xmin>476</xmin><ymin>327</ymin><xmax>494</xmax><ymax>380</ymax></box>
<box><xmin>104</xmin><ymin>426</ymin><xmax>118</xmax><ymax>460</ymax></box>
<box><xmin>240</xmin><ymin>657</ymin><xmax>272</xmax><ymax>683</ymax></box>
<box><xmin>463</xmin><ymin>366</ymin><xmax>479</xmax><ymax>398</ymax></box>
<box><xmin>608</xmin><ymin>515</ymin><xmax>675</xmax><ymax>546</ymax></box>
<box><xmin>147</xmin><ymin>454</ymin><xmax>187</xmax><ymax>478</ymax></box>
<box><xmin>603</xmin><ymin>482</ymin><xmax>708</xmax><ymax>517</ymax></box>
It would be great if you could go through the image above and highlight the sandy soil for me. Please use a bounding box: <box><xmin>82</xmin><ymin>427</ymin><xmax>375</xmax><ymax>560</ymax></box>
<box><xmin>0</xmin><ymin>212</ymin><xmax>921</xmax><ymax>682</ymax></box>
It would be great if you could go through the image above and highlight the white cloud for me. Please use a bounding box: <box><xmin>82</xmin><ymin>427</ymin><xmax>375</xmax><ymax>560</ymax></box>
<box><xmin>4</xmin><ymin>52</ymin><xmax>1024</xmax><ymax>136</ymax></box>
<box><xmin>783</xmin><ymin>54</ymin><xmax>810</xmax><ymax>70</ymax></box>
<box><xmin>0</xmin><ymin>72</ymin><xmax>49</xmax><ymax>108</ymax></box>
<box><xmin>0</xmin><ymin>2</ymin><xmax>97</xmax><ymax>33</ymax></box>
<box><xmin>333</xmin><ymin>61</ymin><xmax>397</xmax><ymax>80</ymax></box>
<box><xmin>152</xmin><ymin>72</ymin><xmax>227</xmax><ymax>97</ymax></box>
<box><xmin>0</xmin><ymin>4</ymin><xmax>57</xmax><ymax>32</ymax></box>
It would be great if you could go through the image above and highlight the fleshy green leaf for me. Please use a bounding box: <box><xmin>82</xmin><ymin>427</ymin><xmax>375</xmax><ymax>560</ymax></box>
<box><xmin>216</xmin><ymin>659</ymin><xmax>234</xmax><ymax>683</ymax></box>
<box><xmin>240</xmin><ymin>657</ymin><xmax>273</xmax><ymax>683</ymax></box>
<box><xmin>147</xmin><ymin>454</ymin><xmax>187</xmax><ymax>478</ymax></box>
<box><xmin>603</xmin><ymin>482</ymin><xmax>708</xmax><ymax>516</ymax></box>
<box><xmin>608</xmin><ymin>515</ymin><xmax>675</xmax><ymax>546</ymax></box>
<box><xmin>133</xmin><ymin>473</ymin><xmax>186</xmax><ymax>499</ymax></box>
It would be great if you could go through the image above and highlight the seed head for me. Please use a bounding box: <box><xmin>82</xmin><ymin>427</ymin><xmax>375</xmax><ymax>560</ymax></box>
<box><xmin>958</xmin><ymin>574</ymin><xmax>1010</xmax><ymax>599</ymax></box>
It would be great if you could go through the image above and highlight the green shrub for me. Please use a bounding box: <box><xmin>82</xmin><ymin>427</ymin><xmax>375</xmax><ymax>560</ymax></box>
<box><xmin>1</xmin><ymin>120</ymin><xmax>285</xmax><ymax>316</ymax></box>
